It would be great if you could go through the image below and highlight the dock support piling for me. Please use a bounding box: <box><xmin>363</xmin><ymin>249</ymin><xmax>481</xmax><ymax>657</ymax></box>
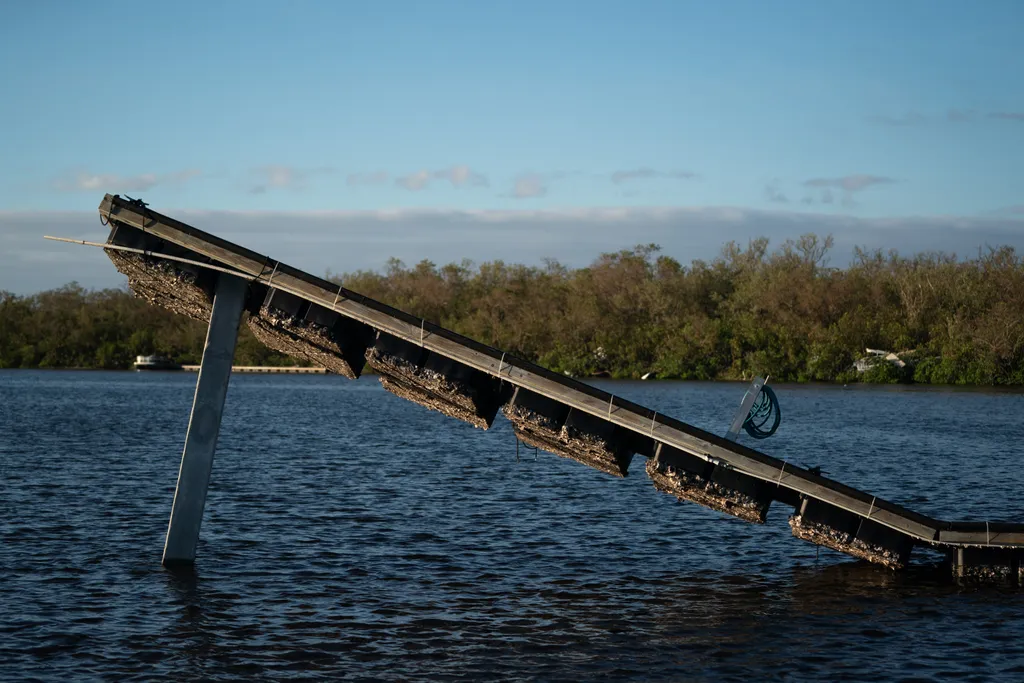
<box><xmin>162</xmin><ymin>274</ymin><xmax>248</xmax><ymax>566</ymax></box>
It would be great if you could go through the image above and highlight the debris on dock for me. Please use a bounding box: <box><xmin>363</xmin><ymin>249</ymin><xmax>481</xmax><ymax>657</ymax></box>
<box><xmin>788</xmin><ymin>498</ymin><xmax>911</xmax><ymax>569</ymax></box>
<box><xmin>647</xmin><ymin>443</ymin><xmax>771</xmax><ymax>523</ymax></box>
<box><xmin>366</xmin><ymin>333</ymin><xmax>504</xmax><ymax>429</ymax></box>
<box><xmin>247</xmin><ymin>288</ymin><xmax>373</xmax><ymax>379</ymax></box>
<box><xmin>503</xmin><ymin>388</ymin><xmax>634</xmax><ymax>477</ymax></box>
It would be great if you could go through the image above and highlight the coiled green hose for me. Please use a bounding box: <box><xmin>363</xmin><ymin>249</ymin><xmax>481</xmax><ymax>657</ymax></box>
<box><xmin>743</xmin><ymin>385</ymin><xmax>781</xmax><ymax>439</ymax></box>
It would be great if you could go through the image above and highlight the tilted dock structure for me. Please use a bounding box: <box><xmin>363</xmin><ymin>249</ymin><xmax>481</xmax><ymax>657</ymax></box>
<box><xmin>83</xmin><ymin>194</ymin><xmax>1024</xmax><ymax>579</ymax></box>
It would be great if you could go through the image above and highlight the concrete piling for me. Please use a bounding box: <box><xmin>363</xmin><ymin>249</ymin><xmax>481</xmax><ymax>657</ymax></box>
<box><xmin>162</xmin><ymin>274</ymin><xmax>248</xmax><ymax>566</ymax></box>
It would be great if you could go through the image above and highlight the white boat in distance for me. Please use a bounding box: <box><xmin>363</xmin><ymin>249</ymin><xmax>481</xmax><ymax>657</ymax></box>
<box><xmin>133</xmin><ymin>355</ymin><xmax>182</xmax><ymax>371</ymax></box>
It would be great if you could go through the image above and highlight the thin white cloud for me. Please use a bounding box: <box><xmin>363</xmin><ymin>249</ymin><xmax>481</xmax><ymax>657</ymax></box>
<box><xmin>611</xmin><ymin>168</ymin><xmax>697</xmax><ymax>184</ymax></box>
<box><xmin>442</xmin><ymin>165</ymin><xmax>488</xmax><ymax>187</ymax></box>
<box><xmin>249</xmin><ymin>165</ymin><xmax>333</xmax><ymax>194</ymax></box>
<box><xmin>947</xmin><ymin>109</ymin><xmax>975</xmax><ymax>123</ymax></box>
<box><xmin>866</xmin><ymin>112</ymin><xmax>928</xmax><ymax>126</ymax></box>
<box><xmin>346</xmin><ymin>171</ymin><xmax>391</xmax><ymax>186</ymax></box>
<box><xmin>254</xmin><ymin>165</ymin><xmax>297</xmax><ymax>190</ymax></box>
<box><xmin>867</xmin><ymin>109</ymin><xmax>980</xmax><ymax>125</ymax></box>
<box><xmin>394</xmin><ymin>165</ymin><xmax>488</xmax><ymax>191</ymax></box>
<box><xmin>804</xmin><ymin>175</ymin><xmax>895</xmax><ymax>205</ymax></box>
<box><xmin>804</xmin><ymin>175</ymin><xmax>895</xmax><ymax>192</ymax></box>
<box><xmin>54</xmin><ymin>169</ymin><xmax>200</xmax><ymax>193</ymax></box>
<box><xmin>765</xmin><ymin>182</ymin><xmax>788</xmax><ymax>204</ymax></box>
<box><xmin>510</xmin><ymin>173</ymin><xmax>547</xmax><ymax>199</ymax></box>
<box><xmin>396</xmin><ymin>170</ymin><xmax>433</xmax><ymax>191</ymax></box>
<box><xmin>9</xmin><ymin>206</ymin><xmax>1024</xmax><ymax>294</ymax></box>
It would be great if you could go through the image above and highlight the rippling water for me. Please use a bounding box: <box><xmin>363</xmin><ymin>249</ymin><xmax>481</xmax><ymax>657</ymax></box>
<box><xmin>2</xmin><ymin>370</ymin><xmax>1023</xmax><ymax>681</ymax></box>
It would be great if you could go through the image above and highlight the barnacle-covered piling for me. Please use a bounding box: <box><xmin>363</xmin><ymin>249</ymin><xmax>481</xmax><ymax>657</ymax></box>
<box><xmin>503</xmin><ymin>388</ymin><xmax>634</xmax><ymax>477</ymax></box>
<box><xmin>950</xmin><ymin>546</ymin><xmax>1023</xmax><ymax>582</ymax></box>
<box><xmin>789</xmin><ymin>498</ymin><xmax>912</xmax><ymax>569</ymax></box>
<box><xmin>246</xmin><ymin>287</ymin><xmax>374</xmax><ymax>379</ymax></box>
<box><xmin>104</xmin><ymin>225</ymin><xmax>217</xmax><ymax>322</ymax></box>
<box><xmin>366</xmin><ymin>333</ymin><xmax>505</xmax><ymax>429</ymax></box>
<box><xmin>953</xmin><ymin>563</ymin><xmax>1024</xmax><ymax>582</ymax></box>
<box><xmin>558</xmin><ymin>409</ymin><xmax>634</xmax><ymax>477</ymax></box>
<box><xmin>647</xmin><ymin>443</ymin><xmax>771</xmax><ymax>523</ymax></box>
<box><xmin>502</xmin><ymin>387</ymin><xmax>569</xmax><ymax>448</ymax></box>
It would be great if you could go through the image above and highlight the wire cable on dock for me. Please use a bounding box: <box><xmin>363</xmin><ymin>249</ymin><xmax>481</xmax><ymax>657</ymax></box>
<box><xmin>43</xmin><ymin>236</ymin><xmax>253</xmax><ymax>279</ymax></box>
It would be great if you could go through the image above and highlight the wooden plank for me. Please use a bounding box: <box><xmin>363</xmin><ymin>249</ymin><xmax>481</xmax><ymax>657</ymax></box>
<box><xmin>99</xmin><ymin>194</ymin><xmax>1024</xmax><ymax>548</ymax></box>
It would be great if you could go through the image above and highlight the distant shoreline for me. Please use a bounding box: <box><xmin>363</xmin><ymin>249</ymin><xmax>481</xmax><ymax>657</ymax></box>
<box><xmin>4</xmin><ymin>367</ymin><xmax>1024</xmax><ymax>391</ymax></box>
<box><xmin>4</xmin><ymin>237</ymin><xmax>1023</xmax><ymax>385</ymax></box>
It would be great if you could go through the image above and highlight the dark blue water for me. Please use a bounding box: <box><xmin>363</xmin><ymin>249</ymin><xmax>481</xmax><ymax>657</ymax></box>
<box><xmin>2</xmin><ymin>371</ymin><xmax>1023</xmax><ymax>681</ymax></box>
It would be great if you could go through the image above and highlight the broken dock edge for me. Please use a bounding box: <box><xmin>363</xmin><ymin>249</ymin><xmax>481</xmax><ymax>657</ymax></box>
<box><xmin>62</xmin><ymin>193</ymin><xmax>1024</xmax><ymax>581</ymax></box>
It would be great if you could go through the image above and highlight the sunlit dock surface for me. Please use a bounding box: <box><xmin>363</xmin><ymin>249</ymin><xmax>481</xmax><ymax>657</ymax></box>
<box><xmin>181</xmin><ymin>365</ymin><xmax>326</xmax><ymax>374</ymax></box>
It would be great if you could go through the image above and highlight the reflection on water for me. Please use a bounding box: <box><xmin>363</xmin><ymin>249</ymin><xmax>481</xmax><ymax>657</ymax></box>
<box><xmin>1</xmin><ymin>371</ymin><xmax>1023</xmax><ymax>680</ymax></box>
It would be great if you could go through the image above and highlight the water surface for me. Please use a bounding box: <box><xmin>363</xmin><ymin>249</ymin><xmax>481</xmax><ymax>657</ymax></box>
<box><xmin>2</xmin><ymin>371</ymin><xmax>1023</xmax><ymax>681</ymax></box>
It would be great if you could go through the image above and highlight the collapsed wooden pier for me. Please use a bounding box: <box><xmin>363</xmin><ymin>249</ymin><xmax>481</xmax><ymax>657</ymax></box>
<box><xmin>79</xmin><ymin>194</ymin><xmax>1024</xmax><ymax>579</ymax></box>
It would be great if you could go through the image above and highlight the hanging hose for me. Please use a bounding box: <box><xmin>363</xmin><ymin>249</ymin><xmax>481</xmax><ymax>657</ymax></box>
<box><xmin>743</xmin><ymin>384</ymin><xmax>781</xmax><ymax>439</ymax></box>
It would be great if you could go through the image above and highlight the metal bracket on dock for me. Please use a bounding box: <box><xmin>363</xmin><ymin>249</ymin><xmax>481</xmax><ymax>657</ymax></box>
<box><xmin>725</xmin><ymin>377</ymin><xmax>766</xmax><ymax>442</ymax></box>
<box><xmin>725</xmin><ymin>376</ymin><xmax>781</xmax><ymax>442</ymax></box>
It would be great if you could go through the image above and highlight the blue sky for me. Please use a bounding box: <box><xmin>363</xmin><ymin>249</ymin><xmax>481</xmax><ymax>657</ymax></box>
<box><xmin>2</xmin><ymin>0</ymin><xmax>1023</xmax><ymax>291</ymax></box>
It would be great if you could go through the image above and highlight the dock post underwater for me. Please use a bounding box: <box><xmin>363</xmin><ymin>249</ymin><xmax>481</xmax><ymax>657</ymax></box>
<box><xmin>161</xmin><ymin>273</ymin><xmax>248</xmax><ymax>566</ymax></box>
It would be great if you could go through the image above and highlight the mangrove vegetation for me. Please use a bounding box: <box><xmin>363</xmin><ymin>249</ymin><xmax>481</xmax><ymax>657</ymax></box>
<box><xmin>2</xmin><ymin>235</ymin><xmax>1023</xmax><ymax>384</ymax></box>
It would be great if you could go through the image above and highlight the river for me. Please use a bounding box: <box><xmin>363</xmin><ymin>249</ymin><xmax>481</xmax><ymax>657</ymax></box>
<box><xmin>1</xmin><ymin>371</ymin><xmax>1022</xmax><ymax>681</ymax></box>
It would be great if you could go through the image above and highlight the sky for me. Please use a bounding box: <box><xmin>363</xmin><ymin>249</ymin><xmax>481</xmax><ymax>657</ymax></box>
<box><xmin>1</xmin><ymin>0</ymin><xmax>1023</xmax><ymax>293</ymax></box>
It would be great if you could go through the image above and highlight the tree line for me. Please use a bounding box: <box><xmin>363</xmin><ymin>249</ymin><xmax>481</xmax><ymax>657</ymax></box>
<box><xmin>3</xmin><ymin>234</ymin><xmax>1023</xmax><ymax>384</ymax></box>
<box><xmin>0</xmin><ymin>284</ymin><xmax>295</xmax><ymax>370</ymax></box>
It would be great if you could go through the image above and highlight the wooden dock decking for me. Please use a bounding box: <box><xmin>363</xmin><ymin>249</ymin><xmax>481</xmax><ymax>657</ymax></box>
<box><xmin>181</xmin><ymin>365</ymin><xmax>327</xmax><ymax>374</ymax></box>
<box><xmin>94</xmin><ymin>193</ymin><xmax>1024</xmax><ymax>577</ymax></box>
